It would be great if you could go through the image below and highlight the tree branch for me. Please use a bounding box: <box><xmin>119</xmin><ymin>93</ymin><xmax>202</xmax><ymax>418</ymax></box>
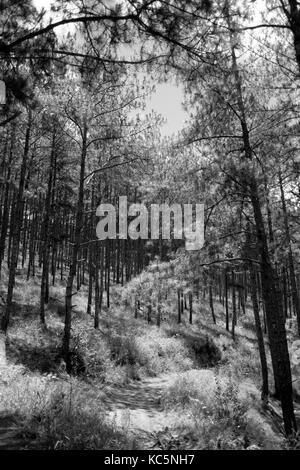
<box><xmin>0</xmin><ymin>111</ymin><xmax>22</xmax><ymax>127</ymax></box>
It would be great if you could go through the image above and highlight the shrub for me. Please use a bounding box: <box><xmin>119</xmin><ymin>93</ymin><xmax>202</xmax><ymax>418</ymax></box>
<box><xmin>26</xmin><ymin>385</ymin><xmax>134</xmax><ymax>449</ymax></box>
<box><xmin>186</xmin><ymin>335</ymin><xmax>222</xmax><ymax>367</ymax></box>
<box><xmin>0</xmin><ymin>365</ymin><xmax>134</xmax><ymax>450</ymax></box>
<box><xmin>66</xmin><ymin>349</ymin><xmax>86</xmax><ymax>375</ymax></box>
<box><xmin>135</xmin><ymin>329</ymin><xmax>193</xmax><ymax>376</ymax></box>
<box><xmin>162</xmin><ymin>369</ymin><xmax>216</xmax><ymax>409</ymax></box>
<box><xmin>100</xmin><ymin>326</ymin><xmax>193</xmax><ymax>379</ymax></box>
<box><xmin>242</xmin><ymin>409</ymin><xmax>284</xmax><ymax>450</ymax></box>
<box><xmin>162</xmin><ymin>370</ymin><xmax>259</xmax><ymax>449</ymax></box>
<box><xmin>7</xmin><ymin>339</ymin><xmax>61</xmax><ymax>373</ymax></box>
<box><xmin>108</xmin><ymin>334</ymin><xmax>139</xmax><ymax>366</ymax></box>
<box><xmin>162</xmin><ymin>368</ymin><xmax>282</xmax><ymax>450</ymax></box>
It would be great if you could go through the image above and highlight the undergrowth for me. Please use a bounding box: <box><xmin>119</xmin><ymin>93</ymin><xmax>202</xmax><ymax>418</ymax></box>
<box><xmin>0</xmin><ymin>365</ymin><xmax>135</xmax><ymax>450</ymax></box>
<box><xmin>0</xmin><ymin>264</ymin><xmax>290</xmax><ymax>450</ymax></box>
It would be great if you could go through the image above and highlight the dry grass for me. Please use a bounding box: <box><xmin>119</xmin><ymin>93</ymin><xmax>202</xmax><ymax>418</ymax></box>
<box><xmin>161</xmin><ymin>368</ymin><xmax>283</xmax><ymax>450</ymax></box>
<box><xmin>0</xmin><ymin>260</ymin><xmax>292</xmax><ymax>450</ymax></box>
<box><xmin>0</xmin><ymin>364</ymin><xmax>135</xmax><ymax>449</ymax></box>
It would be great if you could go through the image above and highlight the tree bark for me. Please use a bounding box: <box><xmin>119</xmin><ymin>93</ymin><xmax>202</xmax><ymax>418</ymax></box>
<box><xmin>189</xmin><ymin>291</ymin><xmax>193</xmax><ymax>324</ymax></box>
<box><xmin>177</xmin><ymin>288</ymin><xmax>181</xmax><ymax>324</ymax></box>
<box><xmin>209</xmin><ymin>283</ymin><xmax>216</xmax><ymax>324</ymax></box>
<box><xmin>227</xmin><ymin>11</ymin><xmax>297</xmax><ymax>434</ymax></box>
<box><xmin>225</xmin><ymin>270</ymin><xmax>229</xmax><ymax>331</ymax></box>
<box><xmin>0</xmin><ymin>126</ymin><xmax>15</xmax><ymax>275</ymax></box>
<box><xmin>1</xmin><ymin>111</ymin><xmax>31</xmax><ymax>333</ymax></box>
<box><xmin>40</xmin><ymin>128</ymin><xmax>56</xmax><ymax>325</ymax></box>
<box><xmin>62</xmin><ymin>122</ymin><xmax>87</xmax><ymax>371</ymax></box>
<box><xmin>231</xmin><ymin>270</ymin><xmax>236</xmax><ymax>339</ymax></box>
<box><xmin>249</xmin><ymin>264</ymin><xmax>269</xmax><ymax>400</ymax></box>
<box><xmin>278</xmin><ymin>170</ymin><xmax>300</xmax><ymax>336</ymax></box>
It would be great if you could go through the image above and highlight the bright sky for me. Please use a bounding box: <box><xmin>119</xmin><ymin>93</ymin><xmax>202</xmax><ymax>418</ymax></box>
<box><xmin>32</xmin><ymin>0</ymin><xmax>188</xmax><ymax>137</ymax></box>
<box><xmin>145</xmin><ymin>83</ymin><xmax>187</xmax><ymax>137</ymax></box>
<box><xmin>31</xmin><ymin>0</ymin><xmax>267</xmax><ymax>137</ymax></box>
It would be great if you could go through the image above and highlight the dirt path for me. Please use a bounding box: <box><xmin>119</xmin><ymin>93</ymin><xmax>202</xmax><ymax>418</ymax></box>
<box><xmin>100</xmin><ymin>372</ymin><xmax>182</xmax><ymax>447</ymax></box>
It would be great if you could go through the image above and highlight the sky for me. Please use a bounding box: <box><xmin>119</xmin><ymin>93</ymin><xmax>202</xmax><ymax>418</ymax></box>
<box><xmin>144</xmin><ymin>83</ymin><xmax>187</xmax><ymax>137</ymax></box>
<box><xmin>31</xmin><ymin>0</ymin><xmax>267</xmax><ymax>137</ymax></box>
<box><xmin>32</xmin><ymin>0</ymin><xmax>188</xmax><ymax>137</ymax></box>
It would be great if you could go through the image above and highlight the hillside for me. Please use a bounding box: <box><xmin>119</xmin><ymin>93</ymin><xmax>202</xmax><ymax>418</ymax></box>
<box><xmin>1</xmin><ymin>263</ymin><xmax>299</xmax><ymax>450</ymax></box>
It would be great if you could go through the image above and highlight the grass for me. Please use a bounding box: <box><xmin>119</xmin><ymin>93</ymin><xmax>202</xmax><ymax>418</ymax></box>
<box><xmin>74</xmin><ymin>314</ymin><xmax>195</xmax><ymax>382</ymax></box>
<box><xmin>0</xmin><ymin>260</ymin><xmax>294</xmax><ymax>450</ymax></box>
<box><xmin>161</xmin><ymin>368</ymin><xmax>283</xmax><ymax>449</ymax></box>
<box><xmin>0</xmin><ymin>364</ymin><xmax>135</xmax><ymax>449</ymax></box>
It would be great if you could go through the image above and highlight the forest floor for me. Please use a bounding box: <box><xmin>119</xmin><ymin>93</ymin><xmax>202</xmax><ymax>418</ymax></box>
<box><xmin>0</xmin><ymin>265</ymin><xmax>299</xmax><ymax>450</ymax></box>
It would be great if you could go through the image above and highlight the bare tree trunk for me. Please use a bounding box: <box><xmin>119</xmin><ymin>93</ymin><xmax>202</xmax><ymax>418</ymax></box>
<box><xmin>231</xmin><ymin>271</ymin><xmax>236</xmax><ymax>339</ymax></box>
<box><xmin>177</xmin><ymin>288</ymin><xmax>181</xmax><ymax>324</ymax></box>
<box><xmin>0</xmin><ymin>125</ymin><xmax>15</xmax><ymax>276</ymax></box>
<box><xmin>283</xmin><ymin>1</ymin><xmax>300</xmax><ymax>72</ymax></box>
<box><xmin>106</xmin><ymin>239</ymin><xmax>110</xmax><ymax>308</ymax></box>
<box><xmin>227</xmin><ymin>11</ymin><xmax>297</xmax><ymax>433</ymax></box>
<box><xmin>40</xmin><ymin>128</ymin><xmax>56</xmax><ymax>325</ymax></box>
<box><xmin>1</xmin><ymin>111</ymin><xmax>31</xmax><ymax>334</ymax></box>
<box><xmin>209</xmin><ymin>283</ymin><xmax>216</xmax><ymax>324</ymax></box>
<box><xmin>225</xmin><ymin>270</ymin><xmax>229</xmax><ymax>331</ymax></box>
<box><xmin>263</xmin><ymin>172</ymin><xmax>274</xmax><ymax>244</ymax></box>
<box><xmin>278</xmin><ymin>170</ymin><xmax>300</xmax><ymax>336</ymax></box>
<box><xmin>147</xmin><ymin>304</ymin><xmax>152</xmax><ymax>323</ymax></box>
<box><xmin>62</xmin><ymin>123</ymin><xmax>87</xmax><ymax>372</ymax></box>
<box><xmin>249</xmin><ymin>264</ymin><xmax>269</xmax><ymax>400</ymax></box>
<box><xmin>157</xmin><ymin>294</ymin><xmax>161</xmax><ymax>327</ymax></box>
<box><xmin>189</xmin><ymin>292</ymin><xmax>193</xmax><ymax>324</ymax></box>
<box><xmin>94</xmin><ymin>243</ymin><xmax>100</xmax><ymax>329</ymax></box>
<box><xmin>87</xmin><ymin>243</ymin><xmax>93</xmax><ymax>316</ymax></box>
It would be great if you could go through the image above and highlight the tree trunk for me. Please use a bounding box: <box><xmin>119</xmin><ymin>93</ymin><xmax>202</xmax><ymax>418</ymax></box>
<box><xmin>1</xmin><ymin>112</ymin><xmax>31</xmax><ymax>334</ymax></box>
<box><xmin>147</xmin><ymin>304</ymin><xmax>152</xmax><ymax>323</ymax></box>
<box><xmin>157</xmin><ymin>295</ymin><xmax>161</xmax><ymax>327</ymax></box>
<box><xmin>62</xmin><ymin>123</ymin><xmax>87</xmax><ymax>372</ymax></box>
<box><xmin>249</xmin><ymin>264</ymin><xmax>269</xmax><ymax>400</ymax></box>
<box><xmin>209</xmin><ymin>283</ymin><xmax>216</xmax><ymax>324</ymax></box>
<box><xmin>189</xmin><ymin>292</ymin><xmax>193</xmax><ymax>324</ymax></box>
<box><xmin>278</xmin><ymin>170</ymin><xmax>300</xmax><ymax>336</ymax></box>
<box><xmin>0</xmin><ymin>126</ymin><xmax>15</xmax><ymax>276</ymax></box>
<box><xmin>225</xmin><ymin>270</ymin><xmax>229</xmax><ymax>331</ymax></box>
<box><xmin>231</xmin><ymin>271</ymin><xmax>236</xmax><ymax>339</ymax></box>
<box><xmin>177</xmin><ymin>288</ymin><xmax>181</xmax><ymax>324</ymax></box>
<box><xmin>94</xmin><ymin>243</ymin><xmax>100</xmax><ymax>329</ymax></box>
<box><xmin>40</xmin><ymin>129</ymin><xmax>56</xmax><ymax>325</ymax></box>
<box><xmin>87</xmin><ymin>242</ymin><xmax>93</xmax><ymax>316</ymax></box>
<box><xmin>284</xmin><ymin>1</ymin><xmax>300</xmax><ymax>72</ymax></box>
<box><xmin>227</xmin><ymin>12</ymin><xmax>297</xmax><ymax>433</ymax></box>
